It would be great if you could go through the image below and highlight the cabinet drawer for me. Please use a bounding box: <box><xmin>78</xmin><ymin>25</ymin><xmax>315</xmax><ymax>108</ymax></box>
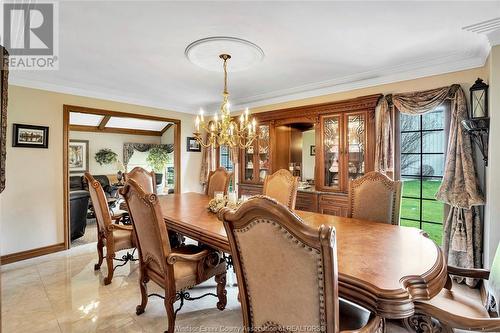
<box><xmin>295</xmin><ymin>192</ymin><xmax>318</xmax><ymax>212</ymax></box>
<box><xmin>318</xmin><ymin>193</ymin><xmax>349</xmax><ymax>217</ymax></box>
<box><xmin>238</xmin><ymin>184</ymin><xmax>263</xmax><ymax>197</ymax></box>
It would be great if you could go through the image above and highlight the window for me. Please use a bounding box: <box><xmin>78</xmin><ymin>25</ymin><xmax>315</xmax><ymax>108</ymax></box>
<box><xmin>218</xmin><ymin>145</ymin><xmax>234</xmax><ymax>191</ymax></box>
<box><xmin>219</xmin><ymin>145</ymin><xmax>233</xmax><ymax>172</ymax></box>
<box><xmin>399</xmin><ymin>107</ymin><xmax>446</xmax><ymax>245</ymax></box>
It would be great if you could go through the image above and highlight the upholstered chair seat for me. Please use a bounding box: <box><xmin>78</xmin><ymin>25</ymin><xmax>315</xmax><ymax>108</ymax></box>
<box><xmin>348</xmin><ymin>171</ymin><xmax>402</xmax><ymax>225</ymax></box>
<box><xmin>220</xmin><ymin>196</ymin><xmax>383</xmax><ymax>333</ymax></box>
<box><xmin>406</xmin><ymin>244</ymin><xmax>500</xmax><ymax>332</ymax></box>
<box><xmin>121</xmin><ymin>179</ymin><xmax>227</xmax><ymax>333</ymax></box>
<box><xmin>206</xmin><ymin>167</ymin><xmax>232</xmax><ymax>197</ymax></box>
<box><xmin>338</xmin><ymin>299</ymin><xmax>373</xmax><ymax>331</ymax></box>
<box><xmin>112</xmin><ymin>227</ymin><xmax>134</xmax><ymax>251</ymax></box>
<box><xmin>263</xmin><ymin>169</ymin><xmax>299</xmax><ymax>209</ymax></box>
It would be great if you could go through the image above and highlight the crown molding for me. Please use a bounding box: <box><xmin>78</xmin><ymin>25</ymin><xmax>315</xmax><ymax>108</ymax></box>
<box><xmin>224</xmin><ymin>49</ymin><xmax>490</xmax><ymax>111</ymax></box>
<box><xmin>10</xmin><ymin>47</ymin><xmax>490</xmax><ymax>115</ymax></box>
<box><xmin>8</xmin><ymin>77</ymin><xmax>198</xmax><ymax>114</ymax></box>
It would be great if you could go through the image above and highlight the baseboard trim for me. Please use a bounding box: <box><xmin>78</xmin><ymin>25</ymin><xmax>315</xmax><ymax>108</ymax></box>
<box><xmin>1</xmin><ymin>243</ymin><xmax>66</xmax><ymax>265</ymax></box>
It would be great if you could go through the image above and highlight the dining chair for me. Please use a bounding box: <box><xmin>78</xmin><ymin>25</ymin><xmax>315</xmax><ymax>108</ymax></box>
<box><xmin>120</xmin><ymin>178</ymin><xmax>227</xmax><ymax>333</ymax></box>
<box><xmin>262</xmin><ymin>168</ymin><xmax>299</xmax><ymax>209</ymax></box>
<box><xmin>125</xmin><ymin>166</ymin><xmax>157</xmax><ymax>193</ymax></box>
<box><xmin>219</xmin><ymin>195</ymin><xmax>383</xmax><ymax>332</ymax></box>
<box><xmin>84</xmin><ymin>172</ymin><xmax>136</xmax><ymax>285</ymax></box>
<box><xmin>348</xmin><ymin>171</ymin><xmax>401</xmax><ymax>225</ymax></box>
<box><xmin>405</xmin><ymin>244</ymin><xmax>500</xmax><ymax>332</ymax></box>
<box><xmin>125</xmin><ymin>166</ymin><xmax>184</xmax><ymax>248</ymax></box>
<box><xmin>206</xmin><ymin>167</ymin><xmax>232</xmax><ymax>198</ymax></box>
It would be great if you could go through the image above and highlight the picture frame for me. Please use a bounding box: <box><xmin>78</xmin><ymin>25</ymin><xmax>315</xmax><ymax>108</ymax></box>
<box><xmin>186</xmin><ymin>137</ymin><xmax>201</xmax><ymax>152</ymax></box>
<box><xmin>0</xmin><ymin>47</ymin><xmax>8</xmax><ymax>194</ymax></box>
<box><xmin>12</xmin><ymin>123</ymin><xmax>49</xmax><ymax>148</ymax></box>
<box><xmin>310</xmin><ymin>145</ymin><xmax>316</xmax><ymax>156</ymax></box>
<box><xmin>69</xmin><ymin>140</ymin><xmax>89</xmax><ymax>173</ymax></box>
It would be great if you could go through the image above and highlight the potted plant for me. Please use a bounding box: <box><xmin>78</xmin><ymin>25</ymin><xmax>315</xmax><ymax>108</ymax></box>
<box><xmin>147</xmin><ymin>147</ymin><xmax>171</xmax><ymax>185</ymax></box>
<box><xmin>95</xmin><ymin>148</ymin><xmax>118</xmax><ymax>166</ymax></box>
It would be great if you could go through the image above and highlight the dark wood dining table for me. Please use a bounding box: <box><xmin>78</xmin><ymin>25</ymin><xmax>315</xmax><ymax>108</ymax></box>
<box><xmin>159</xmin><ymin>192</ymin><xmax>447</xmax><ymax>320</ymax></box>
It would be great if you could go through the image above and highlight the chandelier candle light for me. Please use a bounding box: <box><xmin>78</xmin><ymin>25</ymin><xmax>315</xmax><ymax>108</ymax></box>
<box><xmin>194</xmin><ymin>54</ymin><xmax>257</xmax><ymax>149</ymax></box>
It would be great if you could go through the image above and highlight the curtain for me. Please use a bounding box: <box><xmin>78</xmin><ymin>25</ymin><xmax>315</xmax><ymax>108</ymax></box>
<box><xmin>123</xmin><ymin>143</ymin><xmax>174</xmax><ymax>169</ymax></box>
<box><xmin>199</xmin><ymin>138</ymin><xmax>215</xmax><ymax>188</ymax></box>
<box><xmin>375</xmin><ymin>95</ymin><xmax>393</xmax><ymax>176</ymax></box>
<box><xmin>376</xmin><ymin>85</ymin><xmax>485</xmax><ymax>286</ymax></box>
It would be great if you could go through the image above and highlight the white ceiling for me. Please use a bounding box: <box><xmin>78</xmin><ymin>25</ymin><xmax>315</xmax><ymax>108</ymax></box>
<box><xmin>69</xmin><ymin>112</ymin><xmax>171</xmax><ymax>131</ymax></box>
<box><xmin>10</xmin><ymin>1</ymin><xmax>500</xmax><ymax>114</ymax></box>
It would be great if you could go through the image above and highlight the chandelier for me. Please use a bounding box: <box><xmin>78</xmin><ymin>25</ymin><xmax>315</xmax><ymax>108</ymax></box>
<box><xmin>194</xmin><ymin>54</ymin><xmax>257</xmax><ymax>149</ymax></box>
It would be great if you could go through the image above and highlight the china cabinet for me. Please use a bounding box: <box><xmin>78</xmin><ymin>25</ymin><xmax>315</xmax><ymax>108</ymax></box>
<box><xmin>240</xmin><ymin>123</ymin><xmax>271</xmax><ymax>184</ymax></box>
<box><xmin>238</xmin><ymin>94</ymin><xmax>380</xmax><ymax>217</ymax></box>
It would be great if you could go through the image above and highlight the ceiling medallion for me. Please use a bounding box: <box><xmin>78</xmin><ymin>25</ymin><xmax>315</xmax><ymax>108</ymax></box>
<box><xmin>185</xmin><ymin>36</ymin><xmax>264</xmax><ymax>72</ymax></box>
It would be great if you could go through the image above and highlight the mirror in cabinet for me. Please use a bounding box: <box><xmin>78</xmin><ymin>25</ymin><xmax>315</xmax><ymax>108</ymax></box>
<box><xmin>274</xmin><ymin>123</ymin><xmax>316</xmax><ymax>187</ymax></box>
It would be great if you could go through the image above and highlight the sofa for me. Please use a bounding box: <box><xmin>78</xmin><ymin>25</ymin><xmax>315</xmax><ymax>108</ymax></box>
<box><xmin>70</xmin><ymin>175</ymin><xmax>119</xmax><ymax>198</ymax></box>
<box><xmin>70</xmin><ymin>190</ymin><xmax>90</xmax><ymax>240</ymax></box>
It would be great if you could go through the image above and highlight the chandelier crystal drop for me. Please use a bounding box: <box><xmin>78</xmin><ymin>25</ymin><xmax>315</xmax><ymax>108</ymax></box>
<box><xmin>193</xmin><ymin>54</ymin><xmax>257</xmax><ymax>149</ymax></box>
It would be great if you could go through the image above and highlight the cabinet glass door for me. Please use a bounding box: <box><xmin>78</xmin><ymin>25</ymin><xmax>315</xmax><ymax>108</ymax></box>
<box><xmin>244</xmin><ymin>142</ymin><xmax>255</xmax><ymax>182</ymax></box>
<box><xmin>257</xmin><ymin>124</ymin><xmax>270</xmax><ymax>182</ymax></box>
<box><xmin>346</xmin><ymin>113</ymin><xmax>366</xmax><ymax>181</ymax></box>
<box><xmin>323</xmin><ymin>116</ymin><xmax>341</xmax><ymax>189</ymax></box>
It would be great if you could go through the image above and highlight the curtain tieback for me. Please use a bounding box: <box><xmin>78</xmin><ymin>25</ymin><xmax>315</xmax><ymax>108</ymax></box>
<box><xmin>451</xmin><ymin>209</ymin><xmax>467</xmax><ymax>253</ymax></box>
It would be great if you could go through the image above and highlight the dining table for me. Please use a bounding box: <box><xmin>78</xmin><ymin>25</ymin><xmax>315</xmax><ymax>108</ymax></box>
<box><xmin>159</xmin><ymin>192</ymin><xmax>447</xmax><ymax>320</ymax></box>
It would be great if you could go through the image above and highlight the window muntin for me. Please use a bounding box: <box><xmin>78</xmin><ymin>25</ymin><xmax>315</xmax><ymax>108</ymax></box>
<box><xmin>399</xmin><ymin>108</ymin><xmax>446</xmax><ymax>245</ymax></box>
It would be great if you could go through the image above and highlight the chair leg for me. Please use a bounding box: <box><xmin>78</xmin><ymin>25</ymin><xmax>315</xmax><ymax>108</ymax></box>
<box><xmin>136</xmin><ymin>275</ymin><xmax>149</xmax><ymax>315</ymax></box>
<box><xmin>215</xmin><ymin>273</ymin><xmax>227</xmax><ymax>310</ymax></box>
<box><xmin>164</xmin><ymin>295</ymin><xmax>176</xmax><ymax>333</ymax></box>
<box><xmin>94</xmin><ymin>235</ymin><xmax>104</xmax><ymax>271</ymax></box>
<box><xmin>104</xmin><ymin>253</ymin><xmax>115</xmax><ymax>285</ymax></box>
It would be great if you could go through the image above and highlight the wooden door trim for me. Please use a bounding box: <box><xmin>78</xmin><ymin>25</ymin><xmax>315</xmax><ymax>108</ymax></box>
<box><xmin>63</xmin><ymin>105</ymin><xmax>182</xmax><ymax>249</ymax></box>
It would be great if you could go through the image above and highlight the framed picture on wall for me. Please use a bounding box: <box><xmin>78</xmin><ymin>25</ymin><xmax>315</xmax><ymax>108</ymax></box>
<box><xmin>186</xmin><ymin>137</ymin><xmax>201</xmax><ymax>152</ymax></box>
<box><xmin>12</xmin><ymin>123</ymin><xmax>49</xmax><ymax>148</ymax></box>
<box><xmin>69</xmin><ymin>140</ymin><xmax>89</xmax><ymax>173</ymax></box>
<box><xmin>310</xmin><ymin>145</ymin><xmax>316</xmax><ymax>156</ymax></box>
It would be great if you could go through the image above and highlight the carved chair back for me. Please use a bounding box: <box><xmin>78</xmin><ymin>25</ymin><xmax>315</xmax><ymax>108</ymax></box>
<box><xmin>348</xmin><ymin>171</ymin><xmax>401</xmax><ymax>225</ymax></box>
<box><xmin>206</xmin><ymin>167</ymin><xmax>232</xmax><ymax>198</ymax></box>
<box><xmin>120</xmin><ymin>179</ymin><xmax>173</xmax><ymax>280</ymax></box>
<box><xmin>263</xmin><ymin>169</ymin><xmax>299</xmax><ymax>209</ymax></box>
<box><xmin>84</xmin><ymin>172</ymin><xmax>112</xmax><ymax>235</ymax></box>
<box><xmin>125</xmin><ymin>166</ymin><xmax>156</xmax><ymax>194</ymax></box>
<box><xmin>220</xmin><ymin>196</ymin><xmax>339</xmax><ymax>332</ymax></box>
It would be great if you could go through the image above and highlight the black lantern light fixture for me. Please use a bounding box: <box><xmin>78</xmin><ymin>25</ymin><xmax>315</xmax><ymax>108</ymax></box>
<box><xmin>461</xmin><ymin>78</ymin><xmax>489</xmax><ymax>165</ymax></box>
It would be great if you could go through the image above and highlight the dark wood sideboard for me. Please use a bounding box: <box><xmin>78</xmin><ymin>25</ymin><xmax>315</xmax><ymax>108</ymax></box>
<box><xmin>237</xmin><ymin>94</ymin><xmax>381</xmax><ymax>217</ymax></box>
<box><xmin>239</xmin><ymin>183</ymin><xmax>349</xmax><ymax>216</ymax></box>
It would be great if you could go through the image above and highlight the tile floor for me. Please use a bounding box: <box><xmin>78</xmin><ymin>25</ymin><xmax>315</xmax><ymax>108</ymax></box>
<box><xmin>2</xmin><ymin>243</ymin><xmax>414</xmax><ymax>332</ymax></box>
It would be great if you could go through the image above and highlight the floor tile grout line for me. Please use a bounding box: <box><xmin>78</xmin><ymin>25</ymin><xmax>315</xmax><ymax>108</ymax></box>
<box><xmin>35</xmin><ymin>262</ymin><xmax>63</xmax><ymax>333</ymax></box>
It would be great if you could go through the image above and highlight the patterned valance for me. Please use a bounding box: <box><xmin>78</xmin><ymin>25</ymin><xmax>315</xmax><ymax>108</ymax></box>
<box><xmin>123</xmin><ymin>143</ymin><xmax>174</xmax><ymax>167</ymax></box>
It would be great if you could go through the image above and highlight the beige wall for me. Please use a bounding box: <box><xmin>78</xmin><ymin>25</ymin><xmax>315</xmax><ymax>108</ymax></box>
<box><xmin>0</xmin><ymin>86</ymin><xmax>202</xmax><ymax>256</ymax></box>
<box><xmin>69</xmin><ymin>131</ymin><xmax>161</xmax><ymax>175</ymax></box>
<box><xmin>485</xmin><ymin>46</ymin><xmax>500</xmax><ymax>267</ymax></box>
<box><xmin>250</xmin><ymin>66</ymin><xmax>488</xmax><ymax>114</ymax></box>
<box><xmin>301</xmin><ymin>129</ymin><xmax>315</xmax><ymax>180</ymax></box>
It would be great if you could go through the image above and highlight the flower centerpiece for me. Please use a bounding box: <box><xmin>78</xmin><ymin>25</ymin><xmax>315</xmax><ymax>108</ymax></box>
<box><xmin>207</xmin><ymin>193</ymin><xmax>242</xmax><ymax>213</ymax></box>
